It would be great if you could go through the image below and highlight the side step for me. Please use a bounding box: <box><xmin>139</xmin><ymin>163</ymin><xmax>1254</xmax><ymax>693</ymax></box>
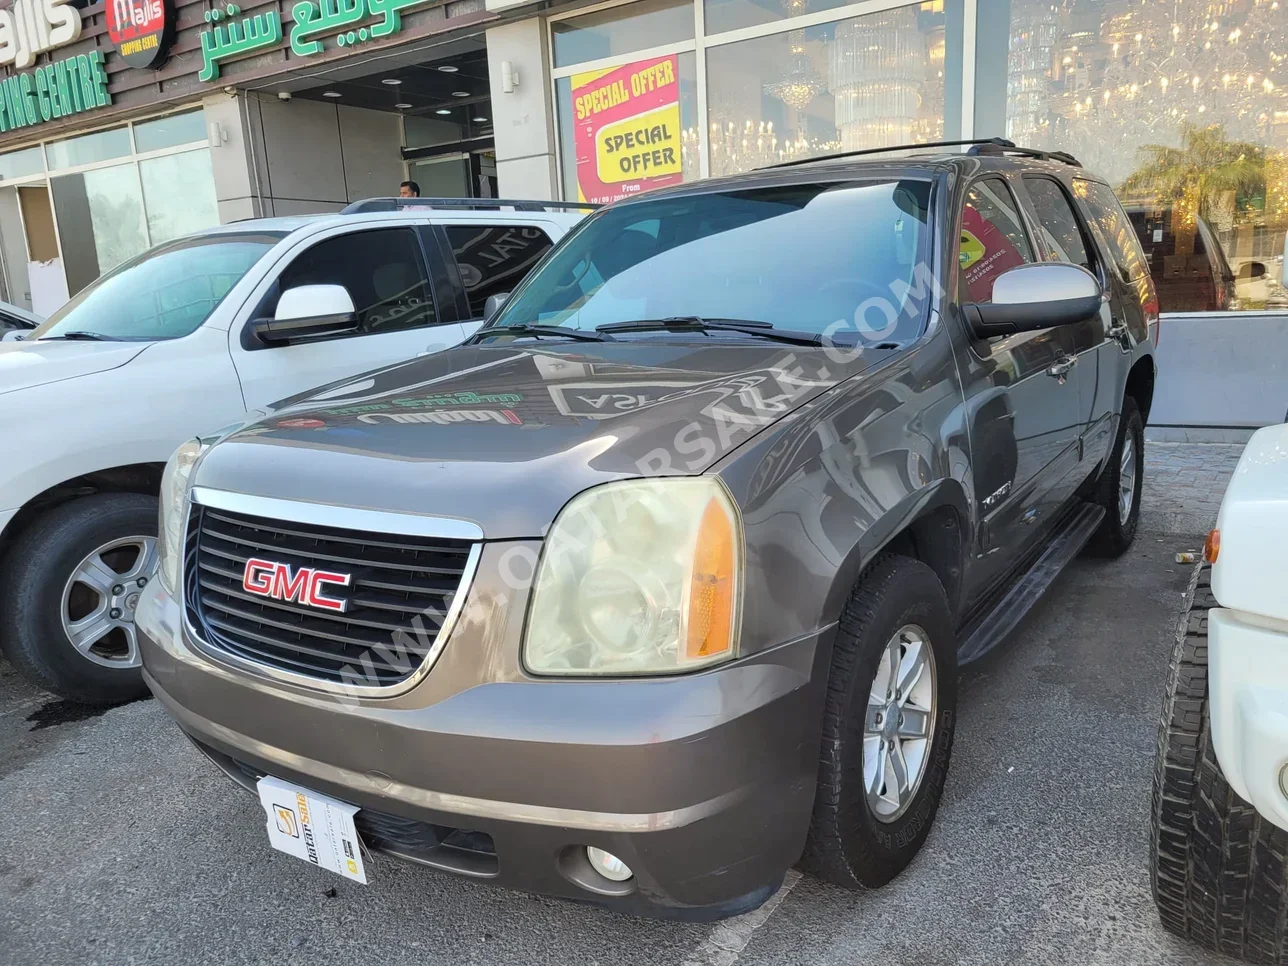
<box><xmin>956</xmin><ymin>502</ymin><xmax>1106</xmax><ymax>665</ymax></box>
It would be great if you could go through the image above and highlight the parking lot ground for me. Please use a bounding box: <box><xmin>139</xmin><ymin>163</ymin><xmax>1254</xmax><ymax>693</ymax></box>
<box><xmin>0</xmin><ymin>532</ymin><xmax>1240</xmax><ymax>966</ymax></box>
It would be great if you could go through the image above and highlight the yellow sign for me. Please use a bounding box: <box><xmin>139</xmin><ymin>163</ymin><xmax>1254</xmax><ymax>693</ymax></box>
<box><xmin>595</xmin><ymin>103</ymin><xmax>682</xmax><ymax>185</ymax></box>
<box><xmin>959</xmin><ymin>230</ymin><xmax>985</xmax><ymax>269</ymax></box>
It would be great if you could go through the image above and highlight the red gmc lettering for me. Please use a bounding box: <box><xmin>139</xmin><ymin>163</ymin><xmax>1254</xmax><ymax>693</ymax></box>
<box><xmin>241</xmin><ymin>558</ymin><xmax>351</xmax><ymax>612</ymax></box>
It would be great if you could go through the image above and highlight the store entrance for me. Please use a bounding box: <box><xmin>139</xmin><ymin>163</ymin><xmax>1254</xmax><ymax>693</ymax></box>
<box><xmin>291</xmin><ymin>42</ymin><xmax>496</xmax><ymax>200</ymax></box>
<box><xmin>0</xmin><ymin>182</ymin><xmax>67</xmax><ymax>314</ymax></box>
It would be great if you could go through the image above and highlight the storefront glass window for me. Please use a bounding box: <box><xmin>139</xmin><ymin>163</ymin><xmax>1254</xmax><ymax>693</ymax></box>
<box><xmin>979</xmin><ymin>0</ymin><xmax>1288</xmax><ymax>312</ymax></box>
<box><xmin>705</xmin><ymin>0</ymin><xmax>853</xmax><ymax>38</ymax></box>
<box><xmin>45</xmin><ymin>127</ymin><xmax>133</xmax><ymax>171</ymax></box>
<box><xmin>0</xmin><ymin>146</ymin><xmax>44</xmax><ymax>181</ymax></box>
<box><xmin>139</xmin><ymin>149</ymin><xmax>219</xmax><ymax>246</ymax></box>
<box><xmin>552</xmin><ymin>0</ymin><xmax>694</xmax><ymax>68</ymax></box>
<box><xmin>556</xmin><ymin>51</ymin><xmax>700</xmax><ymax>203</ymax></box>
<box><xmin>133</xmin><ymin>110</ymin><xmax>208</xmax><ymax>153</ymax></box>
<box><xmin>706</xmin><ymin>2</ymin><xmax>959</xmax><ymax>176</ymax></box>
<box><xmin>50</xmin><ymin>162</ymin><xmax>150</xmax><ymax>295</ymax></box>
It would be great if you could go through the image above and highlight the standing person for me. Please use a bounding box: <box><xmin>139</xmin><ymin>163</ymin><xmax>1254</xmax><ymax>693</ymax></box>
<box><xmin>399</xmin><ymin>181</ymin><xmax>420</xmax><ymax>198</ymax></box>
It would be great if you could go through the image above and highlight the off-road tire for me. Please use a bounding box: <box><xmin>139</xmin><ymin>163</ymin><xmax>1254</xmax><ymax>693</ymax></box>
<box><xmin>1087</xmin><ymin>395</ymin><xmax>1144</xmax><ymax>557</ymax></box>
<box><xmin>801</xmin><ymin>554</ymin><xmax>958</xmax><ymax>889</ymax></box>
<box><xmin>0</xmin><ymin>493</ymin><xmax>156</xmax><ymax>706</ymax></box>
<box><xmin>1151</xmin><ymin>564</ymin><xmax>1288</xmax><ymax>963</ymax></box>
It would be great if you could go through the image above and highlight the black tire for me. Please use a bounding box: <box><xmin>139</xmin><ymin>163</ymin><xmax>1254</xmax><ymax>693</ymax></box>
<box><xmin>0</xmin><ymin>493</ymin><xmax>157</xmax><ymax>706</ymax></box>
<box><xmin>801</xmin><ymin>554</ymin><xmax>958</xmax><ymax>889</ymax></box>
<box><xmin>1087</xmin><ymin>395</ymin><xmax>1144</xmax><ymax>557</ymax></box>
<box><xmin>1150</xmin><ymin>564</ymin><xmax>1288</xmax><ymax>963</ymax></box>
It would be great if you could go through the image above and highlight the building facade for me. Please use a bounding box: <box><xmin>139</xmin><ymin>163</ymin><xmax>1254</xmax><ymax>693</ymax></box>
<box><xmin>0</xmin><ymin>0</ymin><xmax>1281</xmax><ymax>428</ymax></box>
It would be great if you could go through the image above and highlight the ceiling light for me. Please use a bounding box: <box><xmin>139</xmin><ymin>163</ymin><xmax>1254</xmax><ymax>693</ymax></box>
<box><xmin>472</xmin><ymin>116</ymin><xmax>488</xmax><ymax>122</ymax></box>
<box><xmin>452</xmin><ymin>90</ymin><xmax>469</xmax><ymax>97</ymax></box>
<box><xmin>394</xmin><ymin>102</ymin><xmax>413</xmax><ymax>109</ymax></box>
<box><xmin>322</xmin><ymin>91</ymin><xmax>341</xmax><ymax>97</ymax></box>
<box><xmin>435</xmin><ymin>108</ymin><xmax>452</xmax><ymax>115</ymax></box>
<box><xmin>381</xmin><ymin>78</ymin><xmax>402</xmax><ymax>86</ymax></box>
<box><xmin>436</xmin><ymin>65</ymin><xmax>459</xmax><ymax>73</ymax></box>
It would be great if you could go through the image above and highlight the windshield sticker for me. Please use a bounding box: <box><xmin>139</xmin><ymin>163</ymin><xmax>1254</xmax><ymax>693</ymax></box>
<box><xmin>571</xmin><ymin>55</ymin><xmax>683</xmax><ymax>204</ymax></box>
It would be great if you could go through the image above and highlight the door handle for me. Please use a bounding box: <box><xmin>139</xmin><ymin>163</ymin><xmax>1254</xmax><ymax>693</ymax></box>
<box><xmin>1107</xmin><ymin>320</ymin><xmax>1130</xmax><ymax>347</ymax></box>
<box><xmin>1047</xmin><ymin>355</ymin><xmax>1078</xmax><ymax>381</ymax></box>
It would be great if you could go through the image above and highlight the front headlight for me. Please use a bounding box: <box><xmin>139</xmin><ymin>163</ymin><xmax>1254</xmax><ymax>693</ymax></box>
<box><xmin>157</xmin><ymin>439</ymin><xmax>205</xmax><ymax>595</ymax></box>
<box><xmin>524</xmin><ymin>478</ymin><xmax>743</xmax><ymax>676</ymax></box>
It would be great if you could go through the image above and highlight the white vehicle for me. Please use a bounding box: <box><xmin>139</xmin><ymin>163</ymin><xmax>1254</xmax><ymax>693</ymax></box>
<box><xmin>0</xmin><ymin>198</ymin><xmax>588</xmax><ymax>705</ymax></box>
<box><xmin>1151</xmin><ymin>422</ymin><xmax>1288</xmax><ymax>962</ymax></box>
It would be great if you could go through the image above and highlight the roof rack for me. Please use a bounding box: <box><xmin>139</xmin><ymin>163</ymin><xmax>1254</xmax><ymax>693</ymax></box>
<box><xmin>760</xmin><ymin>137</ymin><xmax>1081</xmax><ymax>169</ymax></box>
<box><xmin>340</xmin><ymin>197</ymin><xmax>602</xmax><ymax>214</ymax></box>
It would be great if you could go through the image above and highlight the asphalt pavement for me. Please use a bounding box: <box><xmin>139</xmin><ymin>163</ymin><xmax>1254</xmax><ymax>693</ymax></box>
<box><xmin>0</xmin><ymin>531</ymin><xmax>1241</xmax><ymax>966</ymax></box>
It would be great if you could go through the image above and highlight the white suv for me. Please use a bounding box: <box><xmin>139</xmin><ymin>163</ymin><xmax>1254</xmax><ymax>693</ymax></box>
<box><xmin>0</xmin><ymin>199</ymin><xmax>587</xmax><ymax>705</ymax></box>
<box><xmin>1151</xmin><ymin>422</ymin><xmax>1288</xmax><ymax>962</ymax></box>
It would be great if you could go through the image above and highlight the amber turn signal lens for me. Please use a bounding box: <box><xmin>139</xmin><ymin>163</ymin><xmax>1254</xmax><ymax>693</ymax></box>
<box><xmin>685</xmin><ymin>497</ymin><xmax>739</xmax><ymax>661</ymax></box>
<box><xmin>1204</xmin><ymin>528</ymin><xmax>1220</xmax><ymax>564</ymax></box>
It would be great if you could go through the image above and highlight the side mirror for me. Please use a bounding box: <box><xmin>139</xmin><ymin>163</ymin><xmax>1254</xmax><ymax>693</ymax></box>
<box><xmin>483</xmin><ymin>292</ymin><xmax>510</xmax><ymax>321</ymax></box>
<box><xmin>1240</xmin><ymin>261</ymin><xmax>1267</xmax><ymax>281</ymax></box>
<box><xmin>253</xmin><ymin>284</ymin><xmax>359</xmax><ymax>344</ymax></box>
<box><xmin>962</xmin><ymin>262</ymin><xmax>1102</xmax><ymax>339</ymax></box>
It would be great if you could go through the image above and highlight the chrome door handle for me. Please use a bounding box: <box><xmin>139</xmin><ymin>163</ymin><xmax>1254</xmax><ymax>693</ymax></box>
<box><xmin>1047</xmin><ymin>355</ymin><xmax>1078</xmax><ymax>380</ymax></box>
<box><xmin>1107</xmin><ymin>320</ymin><xmax>1130</xmax><ymax>347</ymax></box>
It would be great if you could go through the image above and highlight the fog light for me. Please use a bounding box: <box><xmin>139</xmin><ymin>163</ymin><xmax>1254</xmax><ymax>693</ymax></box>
<box><xmin>586</xmin><ymin>847</ymin><xmax>633</xmax><ymax>882</ymax></box>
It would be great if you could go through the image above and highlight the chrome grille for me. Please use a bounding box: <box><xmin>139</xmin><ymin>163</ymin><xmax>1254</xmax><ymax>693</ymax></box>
<box><xmin>184</xmin><ymin>503</ymin><xmax>475</xmax><ymax>688</ymax></box>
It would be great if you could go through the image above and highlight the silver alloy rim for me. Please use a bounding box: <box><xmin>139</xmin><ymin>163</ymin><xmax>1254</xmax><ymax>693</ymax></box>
<box><xmin>1119</xmin><ymin>433</ymin><xmax>1137</xmax><ymax>525</ymax></box>
<box><xmin>60</xmin><ymin>536</ymin><xmax>158</xmax><ymax>669</ymax></box>
<box><xmin>863</xmin><ymin>624</ymin><xmax>937</xmax><ymax>823</ymax></box>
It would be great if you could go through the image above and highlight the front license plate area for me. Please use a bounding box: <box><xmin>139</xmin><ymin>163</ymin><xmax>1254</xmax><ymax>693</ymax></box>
<box><xmin>256</xmin><ymin>775</ymin><xmax>368</xmax><ymax>884</ymax></box>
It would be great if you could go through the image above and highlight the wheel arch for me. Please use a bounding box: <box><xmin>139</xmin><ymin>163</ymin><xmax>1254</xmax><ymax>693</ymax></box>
<box><xmin>821</xmin><ymin>478</ymin><xmax>971</xmax><ymax>628</ymax></box>
<box><xmin>1126</xmin><ymin>353</ymin><xmax>1156</xmax><ymax>425</ymax></box>
<box><xmin>0</xmin><ymin>463</ymin><xmax>163</xmax><ymax>562</ymax></box>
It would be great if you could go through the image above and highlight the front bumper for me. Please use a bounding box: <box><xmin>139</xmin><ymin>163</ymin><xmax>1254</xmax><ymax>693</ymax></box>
<box><xmin>137</xmin><ymin>552</ymin><xmax>831</xmax><ymax>920</ymax></box>
<box><xmin>1208</xmin><ymin>607</ymin><xmax>1288</xmax><ymax>833</ymax></box>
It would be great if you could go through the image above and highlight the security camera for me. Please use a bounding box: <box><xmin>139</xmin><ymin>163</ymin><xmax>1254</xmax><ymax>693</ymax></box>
<box><xmin>278</xmin><ymin>91</ymin><xmax>291</xmax><ymax>101</ymax></box>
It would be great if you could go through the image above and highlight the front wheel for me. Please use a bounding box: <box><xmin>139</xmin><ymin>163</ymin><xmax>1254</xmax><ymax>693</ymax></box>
<box><xmin>1151</xmin><ymin>565</ymin><xmax>1288</xmax><ymax>963</ymax></box>
<box><xmin>0</xmin><ymin>493</ymin><xmax>158</xmax><ymax>705</ymax></box>
<box><xmin>801</xmin><ymin>555</ymin><xmax>958</xmax><ymax>889</ymax></box>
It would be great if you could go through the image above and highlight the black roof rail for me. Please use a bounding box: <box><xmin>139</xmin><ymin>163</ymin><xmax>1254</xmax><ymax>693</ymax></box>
<box><xmin>966</xmin><ymin>140</ymin><xmax>1082</xmax><ymax>167</ymax></box>
<box><xmin>340</xmin><ymin>197</ymin><xmax>602</xmax><ymax>214</ymax></box>
<box><xmin>759</xmin><ymin>136</ymin><xmax>1081</xmax><ymax>169</ymax></box>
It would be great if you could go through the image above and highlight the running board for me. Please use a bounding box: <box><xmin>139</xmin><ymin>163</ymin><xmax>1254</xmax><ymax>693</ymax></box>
<box><xmin>956</xmin><ymin>503</ymin><xmax>1106</xmax><ymax>665</ymax></box>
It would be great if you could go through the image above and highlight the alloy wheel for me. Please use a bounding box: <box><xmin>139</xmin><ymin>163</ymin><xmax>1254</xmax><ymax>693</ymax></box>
<box><xmin>60</xmin><ymin>536</ymin><xmax>158</xmax><ymax>669</ymax></box>
<box><xmin>863</xmin><ymin>623</ymin><xmax>937</xmax><ymax>823</ymax></box>
<box><xmin>1119</xmin><ymin>433</ymin><xmax>1137</xmax><ymax>525</ymax></box>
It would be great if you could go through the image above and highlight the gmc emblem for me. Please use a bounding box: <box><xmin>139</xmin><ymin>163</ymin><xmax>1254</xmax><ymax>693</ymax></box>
<box><xmin>242</xmin><ymin>558</ymin><xmax>352</xmax><ymax>613</ymax></box>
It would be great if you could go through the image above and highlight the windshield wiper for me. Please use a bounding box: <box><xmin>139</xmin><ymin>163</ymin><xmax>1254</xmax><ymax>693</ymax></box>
<box><xmin>467</xmin><ymin>323</ymin><xmax>612</xmax><ymax>344</ymax></box>
<box><xmin>39</xmin><ymin>331</ymin><xmax>116</xmax><ymax>342</ymax></box>
<box><xmin>596</xmin><ymin>317</ymin><xmax>829</xmax><ymax>346</ymax></box>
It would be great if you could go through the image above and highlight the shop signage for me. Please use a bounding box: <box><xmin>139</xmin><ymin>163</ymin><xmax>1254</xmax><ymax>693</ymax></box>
<box><xmin>199</xmin><ymin>4</ymin><xmax>282</xmax><ymax>82</ymax></box>
<box><xmin>107</xmin><ymin>0</ymin><xmax>174</xmax><ymax>69</ymax></box>
<box><xmin>570</xmin><ymin>55</ymin><xmax>683</xmax><ymax>204</ymax></box>
<box><xmin>0</xmin><ymin>0</ymin><xmax>81</xmax><ymax>70</ymax></box>
<box><xmin>0</xmin><ymin>50</ymin><xmax>109</xmax><ymax>133</ymax></box>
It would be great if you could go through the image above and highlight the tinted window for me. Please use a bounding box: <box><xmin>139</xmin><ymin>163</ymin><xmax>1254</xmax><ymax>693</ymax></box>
<box><xmin>1074</xmin><ymin>180</ymin><xmax>1150</xmax><ymax>282</ymax></box>
<box><xmin>493</xmin><ymin>180</ymin><xmax>934</xmax><ymax>342</ymax></box>
<box><xmin>278</xmin><ymin>229</ymin><xmax>437</xmax><ymax>334</ymax></box>
<box><xmin>1024</xmin><ymin>178</ymin><xmax>1093</xmax><ymax>272</ymax></box>
<box><xmin>444</xmin><ymin>224</ymin><xmax>553</xmax><ymax>319</ymax></box>
<box><xmin>32</xmin><ymin>233</ymin><xmax>283</xmax><ymax>342</ymax></box>
<box><xmin>961</xmin><ymin>178</ymin><xmax>1033</xmax><ymax>303</ymax></box>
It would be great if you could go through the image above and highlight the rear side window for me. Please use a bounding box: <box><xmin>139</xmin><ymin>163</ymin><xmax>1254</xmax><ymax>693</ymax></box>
<box><xmin>960</xmin><ymin>178</ymin><xmax>1033</xmax><ymax>303</ymax></box>
<box><xmin>1074</xmin><ymin>180</ymin><xmax>1150</xmax><ymax>282</ymax></box>
<box><xmin>1023</xmin><ymin>177</ymin><xmax>1093</xmax><ymax>273</ymax></box>
<box><xmin>277</xmin><ymin>228</ymin><xmax>438</xmax><ymax>334</ymax></box>
<box><xmin>444</xmin><ymin>224</ymin><xmax>553</xmax><ymax>318</ymax></box>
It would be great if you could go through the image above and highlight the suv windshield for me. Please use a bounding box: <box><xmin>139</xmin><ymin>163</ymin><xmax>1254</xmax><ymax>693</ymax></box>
<box><xmin>491</xmin><ymin>179</ymin><xmax>934</xmax><ymax>342</ymax></box>
<box><xmin>32</xmin><ymin>232</ymin><xmax>285</xmax><ymax>342</ymax></box>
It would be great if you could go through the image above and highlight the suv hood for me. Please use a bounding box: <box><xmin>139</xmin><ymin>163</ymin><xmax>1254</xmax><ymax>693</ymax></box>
<box><xmin>196</xmin><ymin>341</ymin><xmax>890</xmax><ymax>539</ymax></box>
<box><xmin>0</xmin><ymin>339</ymin><xmax>151</xmax><ymax>395</ymax></box>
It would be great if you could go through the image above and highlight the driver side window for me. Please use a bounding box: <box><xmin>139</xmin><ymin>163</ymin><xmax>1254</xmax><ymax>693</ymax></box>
<box><xmin>960</xmin><ymin>178</ymin><xmax>1034</xmax><ymax>304</ymax></box>
<box><xmin>274</xmin><ymin>228</ymin><xmax>439</xmax><ymax>334</ymax></box>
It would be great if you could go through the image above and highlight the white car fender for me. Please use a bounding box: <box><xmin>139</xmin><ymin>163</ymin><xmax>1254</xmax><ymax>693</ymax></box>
<box><xmin>0</xmin><ymin>329</ymin><xmax>247</xmax><ymax>540</ymax></box>
<box><xmin>1207</xmin><ymin>423</ymin><xmax>1288</xmax><ymax>830</ymax></box>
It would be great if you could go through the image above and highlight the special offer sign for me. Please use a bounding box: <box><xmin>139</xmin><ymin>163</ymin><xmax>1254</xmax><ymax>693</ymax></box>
<box><xmin>571</xmin><ymin>55</ymin><xmax>683</xmax><ymax>204</ymax></box>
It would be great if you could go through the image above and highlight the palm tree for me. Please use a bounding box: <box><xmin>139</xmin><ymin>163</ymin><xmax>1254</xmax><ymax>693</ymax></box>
<box><xmin>1121</xmin><ymin>123</ymin><xmax>1265</xmax><ymax>227</ymax></box>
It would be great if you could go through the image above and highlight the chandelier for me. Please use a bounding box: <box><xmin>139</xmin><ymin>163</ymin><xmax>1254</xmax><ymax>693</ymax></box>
<box><xmin>764</xmin><ymin>30</ymin><xmax>825</xmax><ymax>111</ymax></box>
